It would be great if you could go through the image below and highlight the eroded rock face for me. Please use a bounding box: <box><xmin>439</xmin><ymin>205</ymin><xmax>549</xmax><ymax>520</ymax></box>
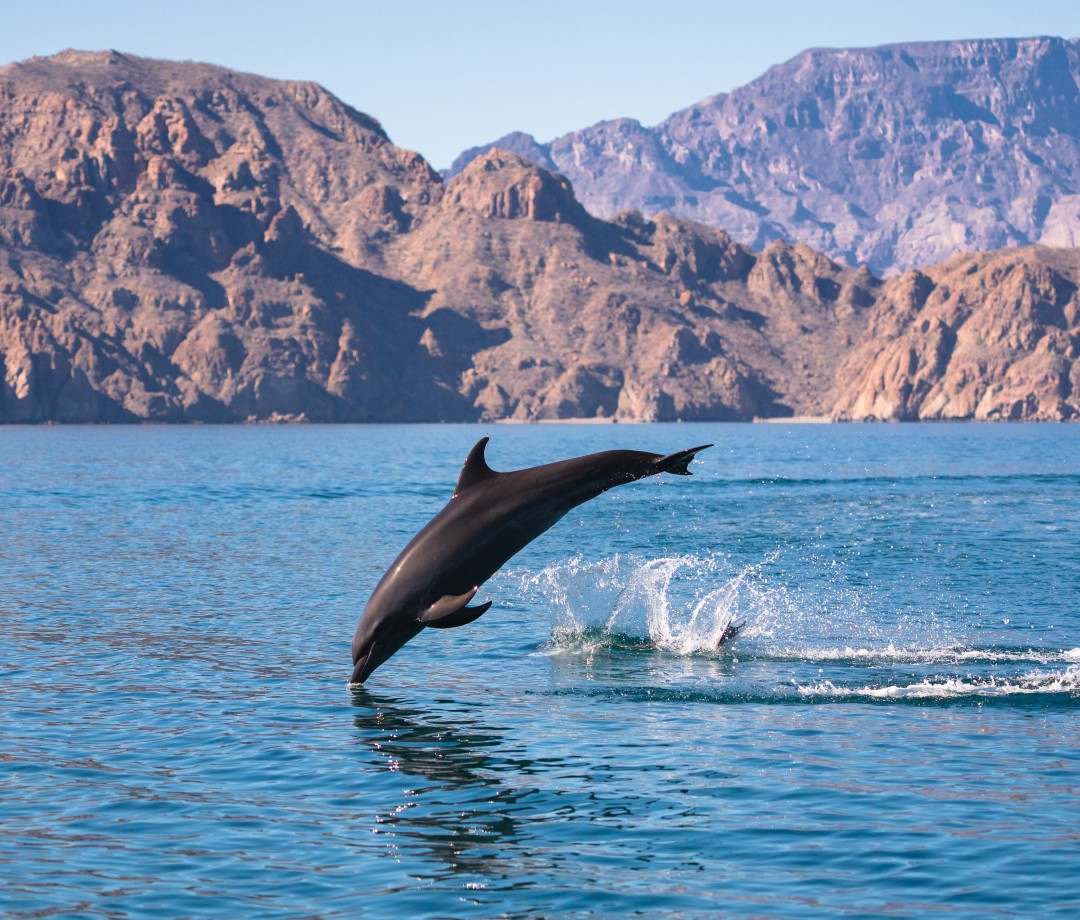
<box><xmin>398</xmin><ymin>153</ymin><xmax>878</xmax><ymax>422</ymax></box>
<box><xmin>833</xmin><ymin>248</ymin><xmax>1080</xmax><ymax>421</ymax></box>
<box><xmin>0</xmin><ymin>50</ymin><xmax>458</xmax><ymax>423</ymax></box>
<box><xmin>442</xmin><ymin>149</ymin><xmax>588</xmax><ymax>223</ymax></box>
<box><xmin>448</xmin><ymin>38</ymin><xmax>1080</xmax><ymax>278</ymax></box>
<box><xmin>0</xmin><ymin>51</ymin><xmax>1076</xmax><ymax>423</ymax></box>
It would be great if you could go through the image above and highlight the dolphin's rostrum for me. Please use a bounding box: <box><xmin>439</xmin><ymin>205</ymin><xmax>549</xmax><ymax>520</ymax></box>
<box><xmin>350</xmin><ymin>438</ymin><xmax>713</xmax><ymax>684</ymax></box>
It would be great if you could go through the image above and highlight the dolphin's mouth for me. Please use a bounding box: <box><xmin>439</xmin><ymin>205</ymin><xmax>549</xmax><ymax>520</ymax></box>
<box><xmin>349</xmin><ymin>650</ymin><xmax>374</xmax><ymax>685</ymax></box>
<box><xmin>349</xmin><ymin>622</ymin><xmax>423</xmax><ymax>685</ymax></box>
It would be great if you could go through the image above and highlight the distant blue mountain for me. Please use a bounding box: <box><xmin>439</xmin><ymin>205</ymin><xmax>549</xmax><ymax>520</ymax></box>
<box><xmin>448</xmin><ymin>37</ymin><xmax>1080</xmax><ymax>275</ymax></box>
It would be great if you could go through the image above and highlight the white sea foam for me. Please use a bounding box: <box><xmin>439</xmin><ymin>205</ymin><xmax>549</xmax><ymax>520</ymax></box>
<box><xmin>759</xmin><ymin>645</ymin><xmax>1078</xmax><ymax>665</ymax></box>
<box><xmin>795</xmin><ymin>665</ymin><xmax>1080</xmax><ymax>699</ymax></box>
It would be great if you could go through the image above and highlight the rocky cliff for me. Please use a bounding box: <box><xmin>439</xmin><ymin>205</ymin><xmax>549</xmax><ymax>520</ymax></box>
<box><xmin>1</xmin><ymin>51</ymin><xmax>1077</xmax><ymax>423</ymax></box>
<box><xmin>0</xmin><ymin>50</ymin><xmax>452</xmax><ymax>422</ymax></box>
<box><xmin>835</xmin><ymin>247</ymin><xmax>1080</xmax><ymax>420</ymax></box>
<box><xmin>448</xmin><ymin>37</ymin><xmax>1080</xmax><ymax>278</ymax></box>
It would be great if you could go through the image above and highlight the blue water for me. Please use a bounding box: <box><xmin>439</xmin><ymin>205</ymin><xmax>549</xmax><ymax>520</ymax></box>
<box><xmin>2</xmin><ymin>423</ymin><xmax>1079</xmax><ymax>918</ymax></box>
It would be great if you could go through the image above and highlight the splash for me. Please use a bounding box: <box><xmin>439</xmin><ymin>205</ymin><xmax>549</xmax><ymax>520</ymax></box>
<box><xmin>524</xmin><ymin>552</ymin><xmax>784</xmax><ymax>656</ymax></box>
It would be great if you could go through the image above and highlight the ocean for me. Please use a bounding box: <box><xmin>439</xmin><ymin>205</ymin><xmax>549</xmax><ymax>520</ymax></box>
<box><xmin>2</xmin><ymin>422</ymin><xmax>1078</xmax><ymax>918</ymax></box>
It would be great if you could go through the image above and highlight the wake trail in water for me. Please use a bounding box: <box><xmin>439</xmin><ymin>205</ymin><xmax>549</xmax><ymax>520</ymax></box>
<box><xmin>551</xmin><ymin>665</ymin><xmax>1080</xmax><ymax>706</ymax></box>
<box><xmin>746</xmin><ymin>645</ymin><xmax>1080</xmax><ymax>666</ymax></box>
<box><xmin>794</xmin><ymin>666</ymin><xmax>1080</xmax><ymax>700</ymax></box>
<box><xmin>513</xmin><ymin>552</ymin><xmax>1080</xmax><ymax>704</ymax></box>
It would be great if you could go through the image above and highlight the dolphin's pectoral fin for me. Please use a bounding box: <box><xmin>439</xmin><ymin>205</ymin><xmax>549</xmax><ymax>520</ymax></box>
<box><xmin>654</xmin><ymin>444</ymin><xmax>714</xmax><ymax>476</ymax></box>
<box><xmin>426</xmin><ymin>601</ymin><xmax>493</xmax><ymax>629</ymax></box>
<box><xmin>418</xmin><ymin>587</ymin><xmax>489</xmax><ymax>629</ymax></box>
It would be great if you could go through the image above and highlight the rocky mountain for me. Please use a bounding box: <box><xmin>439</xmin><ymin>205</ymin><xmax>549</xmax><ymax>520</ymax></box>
<box><xmin>1</xmin><ymin>50</ymin><xmax>1077</xmax><ymax>423</ymax></box>
<box><xmin>395</xmin><ymin>149</ymin><xmax>881</xmax><ymax>421</ymax></box>
<box><xmin>0</xmin><ymin>50</ymin><xmax>453</xmax><ymax>422</ymax></box>
<box><xmin>835</xmin><ymin>246</ymin><xmax>1080</xmax><ymax>420</ymax></box>
<box><xmin>448</xmin><ymin>37</ymin><xmax>1080</xmax><ymax>278</ymax></box>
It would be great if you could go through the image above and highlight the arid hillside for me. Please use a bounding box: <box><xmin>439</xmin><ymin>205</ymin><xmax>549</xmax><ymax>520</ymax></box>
<box><xmin>1</xmin><ymin>51</ymin><xmax>1077</xmax><ymax>422</ymax></box>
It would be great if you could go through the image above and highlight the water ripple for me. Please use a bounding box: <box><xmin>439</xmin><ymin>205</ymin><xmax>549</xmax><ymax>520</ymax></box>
<box><xmin>2</xmin><ymin>423</ymin><xmax>1080</xmax><ymax>918</ymax></box>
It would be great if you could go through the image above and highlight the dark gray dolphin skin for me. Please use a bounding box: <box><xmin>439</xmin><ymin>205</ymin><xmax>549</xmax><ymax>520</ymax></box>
<box><xmin>349</xmin><ymin>438</ymin><xmax>713</xmax><ymax>685</ymax></box>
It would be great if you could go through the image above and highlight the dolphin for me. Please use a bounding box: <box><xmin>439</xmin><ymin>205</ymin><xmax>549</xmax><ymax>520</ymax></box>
<box><xmin>349</xmin><ymin>437</ymin><xmax>714</xmax><ymax>685</ymax></box>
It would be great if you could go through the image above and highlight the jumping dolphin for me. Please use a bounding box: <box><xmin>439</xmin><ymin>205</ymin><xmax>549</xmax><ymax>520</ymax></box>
<box><xmin>349</xmin><ymin>438</ymin><xmax>714</xmax><ymax>685</ymax></box>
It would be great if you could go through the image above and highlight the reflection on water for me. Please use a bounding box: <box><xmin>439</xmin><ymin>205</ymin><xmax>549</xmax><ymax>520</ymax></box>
<box><xmin>350</xmin><ymin>691</ymin><xmax>531</xmax><ymax>878</ymax></box>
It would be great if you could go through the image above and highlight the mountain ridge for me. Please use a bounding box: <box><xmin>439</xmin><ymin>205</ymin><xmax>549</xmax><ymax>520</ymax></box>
<box><xmin>1</xmin><ymin>50</ymin><xmax>1078</xmax><ymax>423</ymax></box>
<box><xmin>448</xmin><ymin>36</ymin><xmax>1080</xmax><ymax>277</ymax></box>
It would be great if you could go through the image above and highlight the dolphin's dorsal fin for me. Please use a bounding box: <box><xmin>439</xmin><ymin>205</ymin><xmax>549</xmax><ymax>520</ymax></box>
<box><xmin>454</xmin><ymin>438</ymin><xmax>497</xmax><ymax>496</ymax></box>
<box><xmin>419</xmin><ymin>587</ymin><xmax>490</xmax><ymax>629</ymax></box>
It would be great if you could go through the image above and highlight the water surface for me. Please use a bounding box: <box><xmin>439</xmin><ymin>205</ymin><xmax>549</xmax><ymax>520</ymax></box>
<box><xmin>2</xmin><ymin>423</ymin><xmax>1078</xmax><ymax>917</ymax></box>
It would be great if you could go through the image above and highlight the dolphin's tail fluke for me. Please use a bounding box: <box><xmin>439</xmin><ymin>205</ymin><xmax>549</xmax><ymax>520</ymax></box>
<box><xmin>720</xmin><ymin>620</ymin><xmax>744</xmax><ymax>644</ymax></box>
<box><xmin>654</xmin><ymin>444</ymin><xmax>713</xmax><ymax>476</ymax></box>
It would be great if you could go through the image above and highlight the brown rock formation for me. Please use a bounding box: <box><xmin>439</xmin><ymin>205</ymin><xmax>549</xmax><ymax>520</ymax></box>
<box><xmin>398</xmin><ymin>149</ymin><xmax>875</xmax><ymax>421</ymax></box>
<box><xmin>834</xmin><ymin>248</ymin><xmax>1080</xmax><ymax>420</ymax></box>
<box><xmin>0</xmin><ymin>50</ymin><xmax>456</xmax><ymax>422</ymax></box>
<box><xmin>0</xmin><ymin>51</ymin><xmax>1075</xmax><ymax>423</ymax></box>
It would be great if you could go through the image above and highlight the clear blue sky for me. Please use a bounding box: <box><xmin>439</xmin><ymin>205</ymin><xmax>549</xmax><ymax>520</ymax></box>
<box><xmin>4</xmin><ymin>1</ymin><xmax>1080</xmax><ymax>168</ymax></box>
